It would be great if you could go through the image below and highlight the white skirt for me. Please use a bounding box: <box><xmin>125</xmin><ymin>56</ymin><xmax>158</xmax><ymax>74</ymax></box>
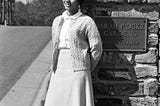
<box><xmin>44</xmin><ymin>49</ymin><xmax>94</xmax><ymax>106</ymax></box>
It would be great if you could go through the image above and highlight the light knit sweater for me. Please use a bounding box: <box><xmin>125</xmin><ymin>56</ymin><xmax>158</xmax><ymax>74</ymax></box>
<box><xmin>58</xmin><ymin>19</ymin><xmax>70</xmax><ymax>48</ymax></box>
<box><xmin>58</xmin><ymin>10</ymin><xmax>82</xmax><ymax>48</ymax></box>
<box><xmin>51</xmin><ymin>12</ymin><xmax>103</xmax><ymax>72</ymax></box>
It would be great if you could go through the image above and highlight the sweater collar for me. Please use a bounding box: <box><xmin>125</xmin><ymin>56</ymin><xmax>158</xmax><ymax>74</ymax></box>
<box><xmin>62</xmin><ymin>10</ymin><xmax>82</xmax><ymax>20</ymax></box>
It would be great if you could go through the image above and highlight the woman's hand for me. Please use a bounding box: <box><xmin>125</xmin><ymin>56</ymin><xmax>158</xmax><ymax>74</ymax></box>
<box><xmin>48</xmin><ymin>64</ymin><xmax>56</xmax><ymax>73</ymax></box>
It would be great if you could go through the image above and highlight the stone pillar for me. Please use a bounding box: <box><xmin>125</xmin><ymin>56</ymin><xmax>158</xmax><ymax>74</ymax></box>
<box><xmin>0</xmin><ymin>0</ymin><xmax>2</xmax><ymax>23</ymax></box>
<box><xmin>0</xmin><ymin>0</ymin><xmax>14</xmax><ymax>25</ymax></box>
<box><xmin>2</xmin><ymin>0</ymin><xmax>5</xmax><ymax>23</ymax></box>
<box><xmin>82</xmin><ymin>0</ymin><xmax>159</xmax><ymax>106</ymax></box>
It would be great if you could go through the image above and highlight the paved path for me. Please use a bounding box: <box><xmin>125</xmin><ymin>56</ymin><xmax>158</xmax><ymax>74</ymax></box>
<box><xmin>0</xmin><ymin>41</ymin><xmax>52</xmax><ymax>106</ymax></box>
<box><xmin>0</xmin><ymin>26</ymin><xmax>51</xmax><ymax>100</ymax></box>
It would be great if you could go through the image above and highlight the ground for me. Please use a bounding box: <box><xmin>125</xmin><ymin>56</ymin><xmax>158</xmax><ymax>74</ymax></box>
<box><xmin>0</xmin><ymin>26</ymin><xmax>51</xmax><ymax>100</ymax></box>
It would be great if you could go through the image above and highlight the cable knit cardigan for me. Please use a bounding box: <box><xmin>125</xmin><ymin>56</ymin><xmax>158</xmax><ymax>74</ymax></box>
<box><xmin>51</xmin><ymin>14</ymin><xmax>102</xmax><ymax>72</ymax></box>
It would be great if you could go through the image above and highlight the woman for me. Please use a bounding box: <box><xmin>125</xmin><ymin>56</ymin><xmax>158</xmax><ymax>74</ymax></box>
<box><xmin>44</xmin><ymin>0</ymin><xmax>102</xmax><ymax>106</ymax></box>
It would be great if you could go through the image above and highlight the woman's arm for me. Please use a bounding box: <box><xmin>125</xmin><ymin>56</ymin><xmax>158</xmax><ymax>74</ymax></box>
<box><xmin>50</xmin><ymin>17</ymin><xmax>59</xmax><ymax>73</ymax></box>
<box><xmin>86</xmin><ymin>17</ymin><xmax>103</xmax><ymax>71</ymax></box>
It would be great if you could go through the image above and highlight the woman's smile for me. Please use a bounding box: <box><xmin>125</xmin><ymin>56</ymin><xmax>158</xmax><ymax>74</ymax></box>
<box><xmin>62</xmin><ymin>0</ymin><xmax>79</xmax><ymax>15</ymax></box>
<box><xmin>63</xmin><ymin>1</ymin><xmax>71</xmax><ymax>8</ymax></box>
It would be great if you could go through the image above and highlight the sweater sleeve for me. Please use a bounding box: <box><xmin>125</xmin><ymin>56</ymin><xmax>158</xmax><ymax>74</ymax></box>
<box><xmin>86</xmin><ymin>17</ymin><xmax>103</xmax><ymax>71</ymax></box>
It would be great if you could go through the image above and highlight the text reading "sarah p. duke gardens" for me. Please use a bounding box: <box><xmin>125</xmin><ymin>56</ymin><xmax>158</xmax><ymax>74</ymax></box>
<box><xmin>95</xmin><ymin>17</ymin><xmax>147</xmax><ymax>52</ymax></box>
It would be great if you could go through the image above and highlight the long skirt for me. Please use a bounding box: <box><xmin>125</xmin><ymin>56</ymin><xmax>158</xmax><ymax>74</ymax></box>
<box><xmin>44</xmin><ymin>49</ymin><xmax>94</xmax><ymax>106</ymax></box>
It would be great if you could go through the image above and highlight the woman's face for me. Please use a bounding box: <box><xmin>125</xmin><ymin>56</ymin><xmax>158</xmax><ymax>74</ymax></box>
<box><xmin>62</xmin><ymin>0</ymin><xmax>79</xmax><ymax>12</ymax></box>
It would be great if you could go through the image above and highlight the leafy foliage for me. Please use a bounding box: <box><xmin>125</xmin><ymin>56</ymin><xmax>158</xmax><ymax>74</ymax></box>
<box><xmin>13</xmin><ymin>0</ymin><xmax>64</xmax><ymax>26</ymax></box>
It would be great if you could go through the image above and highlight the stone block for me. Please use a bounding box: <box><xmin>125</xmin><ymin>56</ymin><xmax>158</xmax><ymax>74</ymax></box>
<box><xmin>95</xmin><ymin>98</ymin><xmax>123</xmax><ymax>106</ymax></box>
<box><xmin>129</xmin><ymin>96</ymin><xmax>157</xmax><ymax>106</ymax></box>
<box><xmin>134</xmin><ymin>64</ymin><xmax>157</xmax><ymax>78</ymax></box>
<box><xmin>111</xmin><ymin>10</ymin><xmax>133</xmax><ymax>17</ymax></box>
<box><xmin>117</xmin><ymin>79</ymin><xmax>157</xmax><ymax>96</ymax></box>
<box><xmin>157</xmin><ymin>19</ymin><xmax>160</xmax><ymax>28</ymax></box>
<box><xmin>159</xmin><ymin>60</ymin><xmax>160</xmax><ymax>73</ymax></box>
<box><xmin>148</xmin><ymin>22</ymin><xmax>159</xmax><ymax>34</ymax></box>
<box><xmin>158</xmin><ymin>83</ymin><xmax>160</xmax><ymax>95</ymax></box>
<box><xmin>99</xmin><ymin>52</ymin><xmax>133</xmax><ymax>66</ymax></box>
<box><xmin>148</xmin><ymin>34</ymin><xmax>158</xmax><ymax>46</ymax></box>
<box><xmin>159</xmin><ymin>43</ymin><xmax>160</xmax><ymax>57</ymax></box>
<box><xmin>132</xmin><ymin>9</ymin><xmax>159</xmax><ymax>20</ymax></box>
<box><xmin>93</xmin><ymin>79</ymin><xmax>157</xmax><ymax>97</ymax></box>
<box><xmin>135</xmin><ymin>48</ymin><xmax>158</xmax><ymax>63</ymax></box>
<box><xmin>147</xmin><ymin>0</ymin><xmax>160</xmax><ymax>3</ymax></box>
<box><xmin>115</xmin><ymin>82</ymin><xmax>141</xmax><ymax>96</ymax></box>
<box><xmin>93</xmin><ymin>82</ymin><xmax>140</xmax><ymax>96</ymax></box>
<box><xmin>97</xmin><ymin>67</ymin><xmax>135</xmax><ymax>81</ymax></box>
<box><xmin>131</xmin><ymin>82</ymin><xmax>144</xmax><ymax>96</ymax></box>
<box><xmin>158</xmin><ymin>97</ymin><xmax>160</xmax><ymax>106</ymax></box>
<box><xmin>109</xmin><ymin>4</ymin><xmax>159</xmax><ymax>19</ymax></box>
<box><xmin>128</xmin><ymin>0</ymin><xmax>147</xmax><ymax>3</ymax></box>
<box><xmin>112</xmin><ymin>9</ymin><xmax>159</xmax><ymax>20</ymax></box>
<box><xmin>144</xmin><ymin>79</ymin><xmax>158</xmax><ymax>95</ymax></box>
<box><xmin>107</xmin><ymin>0</ymin><xmax>124</xmax><ymax>2</ymax></box>
<box><xmin>96</xmin><ymin>0</ymin><xmax>124</xmax><ymax>2</ymax></box>
<box><xmin>132</xmin><ymin>79</ymin><xmax>158</xmax><ymax>96</ymax></box>
<box><xmin>145</xmin><ymin>11</ymin><xmax>159</xmax><ymax>20</ymax></box>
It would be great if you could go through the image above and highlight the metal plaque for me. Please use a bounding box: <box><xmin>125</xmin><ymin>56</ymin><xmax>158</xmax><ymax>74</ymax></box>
<box><xmin>95</xmin><ymin>16</ymin><xmax>147</xmax><ymax>52</ymax></box>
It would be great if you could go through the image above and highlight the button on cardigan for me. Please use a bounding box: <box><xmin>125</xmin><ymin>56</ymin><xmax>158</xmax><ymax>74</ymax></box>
<box><xmin>51</xmin><ymin>13</ymin><xmax>103</xmax><ymax>72</ymax></box>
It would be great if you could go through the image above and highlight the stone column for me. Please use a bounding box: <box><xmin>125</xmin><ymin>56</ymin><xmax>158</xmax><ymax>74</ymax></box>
<box><xmin>0</xmin><ymin>0</ymin><xmax>2</xmax><ymax>23</ymax></box>
<box><xmin>83</xmin><ymin>0</ymin><xmax>160</xmax><ymax>106</ymax></box>
<box><xmin>2</xmin><ymin>0</ymin><xmax>5</xmax><ymax>23</ymax></box>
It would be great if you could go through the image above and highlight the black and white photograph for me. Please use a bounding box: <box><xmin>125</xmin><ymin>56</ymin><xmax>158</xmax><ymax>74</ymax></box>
<box><xmin>0</xmin><ymin>0</ymin><xmax>159</xmax><ymax>106</ymax></box>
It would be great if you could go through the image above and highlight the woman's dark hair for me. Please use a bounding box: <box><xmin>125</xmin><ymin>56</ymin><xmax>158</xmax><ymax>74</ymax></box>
<box><xmin>78</xmin><ymin>0</ymin><xmax>85</xmax><ymax>5</ymax></box>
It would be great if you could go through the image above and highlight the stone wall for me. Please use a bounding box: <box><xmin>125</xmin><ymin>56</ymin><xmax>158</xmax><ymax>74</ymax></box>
<box><xmin>82</xmin><ymin>0</ymin><xmax>159</xmax><ymax>106</ymax></box>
